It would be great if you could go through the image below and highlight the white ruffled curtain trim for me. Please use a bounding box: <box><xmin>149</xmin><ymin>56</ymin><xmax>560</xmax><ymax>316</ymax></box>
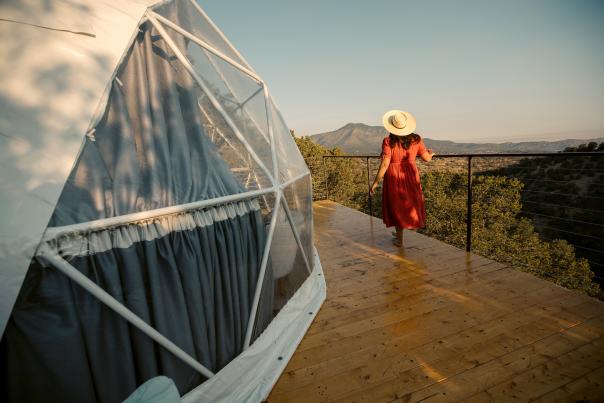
<box><xmin>47</xmin><ymin>199</ymin><xmax>261</xmax><ymax>257</ymax></box>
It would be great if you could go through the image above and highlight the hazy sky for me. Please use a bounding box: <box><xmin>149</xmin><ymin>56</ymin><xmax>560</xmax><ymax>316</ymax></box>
<box><xmin>202</xmin><ymin>0</ymin><xmax>604</xmax><ymax>142</ymax></box>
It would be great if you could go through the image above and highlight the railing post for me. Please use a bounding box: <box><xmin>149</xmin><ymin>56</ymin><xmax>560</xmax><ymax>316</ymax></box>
<box><xmin>366</xmin><ymin>157</ymin><xmax>373</xmax><ymax>217</ymax></box>
<box><xmin>323</xmin><ymin>156</ymin><xmax>329</xmax><ymax>201</ymax></box>
<box><xmin>466</xmin><ymin>156</ymin><xmax>473</xmax><ymax>252</ymax></box>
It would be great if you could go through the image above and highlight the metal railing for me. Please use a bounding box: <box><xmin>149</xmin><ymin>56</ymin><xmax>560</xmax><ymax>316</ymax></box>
<box><xmin>321</xmin><ymin>152</ymin><xmax>604</xmax><ymax>258</ymax></box>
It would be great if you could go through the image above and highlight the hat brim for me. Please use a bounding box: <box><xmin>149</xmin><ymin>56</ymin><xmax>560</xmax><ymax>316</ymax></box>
<box><xmin>382</xmin><ymin>110</ymin><xmax>417</xmax><ymax>136</ymax></box>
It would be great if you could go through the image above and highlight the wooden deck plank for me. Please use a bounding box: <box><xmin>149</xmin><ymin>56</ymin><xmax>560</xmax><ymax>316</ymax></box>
<box><xmin>267</xmin><ymin>201</ymin><xmax>604</xmax><ymax>402</ymax></box>
<box><xmin>271</xmin><ymin>293</ymin><xmax>599</xmax><ymax>402</ymax></box>
<box><xmin>294</xmin><ymin>272</ymin><xmax>582</xmax><ymax>364</ymax></box>
<box><xmin>531</xmin><ymin>364</ymin><xmax>604</xmax><ymax>402</ymax></box>
<box><xmin>375</xmin><ymin>318</ymin><xmax>604</xmax><ymax>403</ymax></box>
<box><xmin>299</xmin><ymin>268</ymin><xmax>546</xmax><ymax>353</ymax></box>
<box><xmin>475</xmin><ymin>322</ymin><xmax>604</xmax><ymax>402</ymax></box>
<box><xmin>308</xmin><ymin>265</ymin><xmax>514</xmax><ymax>337</ymax></box>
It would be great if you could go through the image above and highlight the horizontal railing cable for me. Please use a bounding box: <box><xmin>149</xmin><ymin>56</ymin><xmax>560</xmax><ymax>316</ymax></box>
<box><xmin>522</xmin><ymin>200</ymin><xmax>604</xmax><ymax>214</ymax></box>
<box><xmin>319</xmin><ymin>151</ymin><xmax>604</xmax><ymax>287</ymax></box>
<box><xmin>498</xmin><ymin>166</ymin><xmax>604</xmax><ymax>173</ymax></box>
<box><xmin>519</xmin><ymin>210</ymin><xmax>604</xmax><ymax>228</ymax></box>
<box><xmin>519</xmin><ymin>189</ymin><xmax>604</xmax><ymax>202</ymax></box>
<box><xmin>535</xmin><ymin>233</ymin><xmax>604</xmax><ymax>255</ymax></box>
<box><xmin>504</xmin><ymin>176</ymin><xmax>580</xmax><ymax>185</ymax></box>
<box><xmin>532</xmin><ymin>225</ymin><xmax>604</xmax><ymax>242</ymax></box>
<box><xmin>324</xmin><ymin>152</ymin><xmax>603</xmax><ymax>158</ymax></box>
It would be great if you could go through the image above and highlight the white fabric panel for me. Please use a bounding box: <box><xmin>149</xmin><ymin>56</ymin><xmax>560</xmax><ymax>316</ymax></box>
<box><xmin>48</xmin><ymin>199</ymin><xmax>260</xmax><ymax>257</ymax></box>
<box><xmin>1</xmin><ymin>1</ymin><xmax>325</xmax><ymax>401</ymax></box>
<box><xmin>0</xmin><ymin>0</ymin><xmax>94</xmax><ymax>35</ymax></box>
<box><xmin>0</xmin><ymin>0</ymin><xmax>157</xmax><ymax>333</ymax></box>
<box><xmin>182</xmin><ymin>249</ymin><xmax>326</xmax><ymax>403</ymax></box>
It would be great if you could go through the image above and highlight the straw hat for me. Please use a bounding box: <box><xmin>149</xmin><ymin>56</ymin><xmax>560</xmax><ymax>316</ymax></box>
<box><xmin>382</xmin><ymin>110</ymin><xmax>416</xmax><ymax>136</ymax></box>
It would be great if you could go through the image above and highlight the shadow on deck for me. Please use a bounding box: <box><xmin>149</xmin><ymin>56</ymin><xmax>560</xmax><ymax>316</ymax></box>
<box><xmin>268</xmin><ymin>201</ymin><xmax>604</xmax><ymax>402</ymax></box>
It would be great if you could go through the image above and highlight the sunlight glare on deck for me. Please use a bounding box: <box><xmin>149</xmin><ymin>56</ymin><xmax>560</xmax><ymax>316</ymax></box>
<box><xmin>268</xmin><ymin>201</ymin><xmax>604</xmax><ymax>403</ymax></box>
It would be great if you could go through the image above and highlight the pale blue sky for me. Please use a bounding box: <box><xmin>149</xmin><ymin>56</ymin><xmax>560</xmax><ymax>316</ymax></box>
<box><xmin>202</xmin><ymin>0</ymin><xmax>604</xmax><ymax>142</ymax></box>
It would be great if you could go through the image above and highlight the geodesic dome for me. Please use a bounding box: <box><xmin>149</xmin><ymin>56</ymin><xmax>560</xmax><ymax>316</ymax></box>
<box><xmin>0</xmin><ymin>1</ymin><xmax>325</xmax><ymax>401</ymax></box>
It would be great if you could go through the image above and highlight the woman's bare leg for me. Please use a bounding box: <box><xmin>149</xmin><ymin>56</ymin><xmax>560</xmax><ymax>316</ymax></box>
<box><xmin>393</xmin><ymin>227</ymin><xmax>403</xmax><ymax>246</ymax></box>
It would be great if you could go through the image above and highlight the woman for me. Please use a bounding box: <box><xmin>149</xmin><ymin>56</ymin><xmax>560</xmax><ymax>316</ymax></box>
<box><xmin>370</xmin><ymin>110</ymin><xmax>435</xmax><ymax>247</ymax></box>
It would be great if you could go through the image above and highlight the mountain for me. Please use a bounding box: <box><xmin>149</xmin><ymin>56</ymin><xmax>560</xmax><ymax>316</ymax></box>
<box><xmin>310</xmin><ymin>123</ymin><xmax>604</xmax><ymax>155</ymax></box>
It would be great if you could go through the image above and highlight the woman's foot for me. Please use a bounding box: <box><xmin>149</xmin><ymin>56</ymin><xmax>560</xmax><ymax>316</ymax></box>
<box><xmin>392</xmin><ymin>238</ymin><xmax>403</xmax><ymax>247</ymax></box>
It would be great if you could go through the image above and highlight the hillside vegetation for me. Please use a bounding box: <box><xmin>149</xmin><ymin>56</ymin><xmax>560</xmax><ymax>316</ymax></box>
<box><xmin>487</xmin><ymin>141</ymin><xmax>604</xmax><ymax>279</ymax></box>
<box><xmin>295</xmin><ymin>135</ymin><xmax>603</xmax><ymax>298</ymax></box>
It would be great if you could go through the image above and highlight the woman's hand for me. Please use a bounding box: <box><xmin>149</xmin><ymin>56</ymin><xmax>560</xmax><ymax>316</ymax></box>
<box><xmin>370</xmin><ymin>182</ymin><xmax>379</xmax><ymax>195</ymax></box>
<box><xmin>371</xmin><ymin>157</ymin><xmax>389</xmax><ymax>194</ymax></box>
<box><xmin>421</xmin><ymin>149</ymin><xmax>436</xmax><ymax>161</ymax></box>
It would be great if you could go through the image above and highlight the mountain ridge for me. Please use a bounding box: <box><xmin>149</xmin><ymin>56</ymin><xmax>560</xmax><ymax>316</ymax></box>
<box><xmin>309</xmin><ymin>123</ymin><xmax>604</xmax><ymax>154</ymax></box>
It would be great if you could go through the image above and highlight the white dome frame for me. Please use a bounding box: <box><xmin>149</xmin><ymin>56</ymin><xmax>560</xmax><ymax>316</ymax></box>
<box><xmin>0</xmin><ymin>0</ymin><xmax>325</xmax><ymax>401</ymax></box>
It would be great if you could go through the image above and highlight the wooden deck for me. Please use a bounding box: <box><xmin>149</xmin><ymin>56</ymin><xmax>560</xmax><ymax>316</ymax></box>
<box><xmin>268</xmin><ymin>201</ymin><xmax>604</xmax><ymax>402</ymax></box>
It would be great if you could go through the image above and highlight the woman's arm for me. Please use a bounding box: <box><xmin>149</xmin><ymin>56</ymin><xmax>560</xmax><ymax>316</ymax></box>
<box><xmin>417</xmin><ymin>139</ymin><xmax>435</xmax><ymax>162</ymax></box>
<box><xmin>419</xmin><ymin>149</ymin><xmax>436</xmax><ymax>162</ymax></box>
<box><xmin>370</xmin><ymin>157</ymin><xmax>390</xmax><ymax>195</ymax></box>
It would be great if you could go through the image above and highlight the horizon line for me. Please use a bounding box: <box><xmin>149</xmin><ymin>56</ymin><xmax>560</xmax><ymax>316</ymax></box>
<box><xmin>298</xmin><ymin>124</ymin><xmax>604</xmax><ymax>144</ymax></box>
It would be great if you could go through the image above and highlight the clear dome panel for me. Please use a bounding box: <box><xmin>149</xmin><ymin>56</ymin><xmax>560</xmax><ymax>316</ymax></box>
<box><xmin>152</xmin><ymin>0</ymin><xmax>249</xmax><ymax>69</ymax></box>
<box><xmin>197</xmin><ymin>94</ymin><xmax>272</xmax><ymax>192</ymax></box>
<box><xmin>268</xmin><ymin>97</ymin><xmax>310</xmax><ymax>183</ymax></box>
<box><xmin>157</xmin><ymin>22</ymin><xmax>274</xmax><ymax>184</ymax></box>
<box><xmin>250</xmin><ymin>200</ymin><xmax>311</xmax><ymax>342</ymax></box>
<box><xmin>48</xmin><ymin>23</ymin><xmax>271</xmax><ymax>227</ymax></box>
<box><xmin>236</xmin><ymin>85</ymin><xmax>270</xmax><ymax>146</ymax></box>
<box><xmin>282</xmin><ymin>174</ymin><xmax>314</xmax><ymax>272</ymax></box>
<box><xmin>202</xmin><ymin>51</ymin><xmax>269</xmax><ymax>142</ymax></box>
<box><xmin>254</xmin><ymin>189</ymin><xmax>277</xmax><ymax>226</ymax></box>
<box><xmin>202</xmin><ymin>50</ymin><xmax>270</xmax><ymax>146</ymax></box>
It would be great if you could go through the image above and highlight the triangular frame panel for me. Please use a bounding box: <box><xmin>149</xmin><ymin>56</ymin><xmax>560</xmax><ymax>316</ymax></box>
<box><xmin>1</xmin><ymin>1</ymin><xmax>325</xmax><ymax>401</ymax></box>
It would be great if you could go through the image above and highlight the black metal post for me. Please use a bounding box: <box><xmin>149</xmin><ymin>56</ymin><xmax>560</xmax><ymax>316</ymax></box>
<box><xmin>466</xmin><ymin>156</ymin><xmax>473</xmax><ymax>252</ymax></box>
<box><xmin>323</xmin><ymin>156</ymin><xmax>329</xmax><ymax>201</ymax></box>
<box><xmin>366</xmin><ymin>157</ymin><xmax>373</xmax><ymax>217</ymax></box>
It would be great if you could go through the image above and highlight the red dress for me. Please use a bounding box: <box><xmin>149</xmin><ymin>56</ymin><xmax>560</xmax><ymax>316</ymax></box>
<box><xmin>381</xmin><ymin>137</ymin><xmax>427</xmax><ymax>229</ymax></box>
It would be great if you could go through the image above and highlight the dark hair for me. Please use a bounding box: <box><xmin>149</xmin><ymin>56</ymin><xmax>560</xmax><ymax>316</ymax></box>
<box><xmin>389</xmin><ymin>133</ymin><xmax>421</xmax><ymax>150</ymax></box>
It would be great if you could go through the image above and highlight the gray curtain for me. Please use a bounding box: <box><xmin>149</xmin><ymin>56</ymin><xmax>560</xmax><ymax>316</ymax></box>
<box><xmin>1</xmin><ymin>20</ymin><xmax>272</xmax><ymax>403</ymax></box>
<box><xmin>49</xmin><ymin>24</ymin><xmax>244</xmax><ymax>226</ymax></box>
